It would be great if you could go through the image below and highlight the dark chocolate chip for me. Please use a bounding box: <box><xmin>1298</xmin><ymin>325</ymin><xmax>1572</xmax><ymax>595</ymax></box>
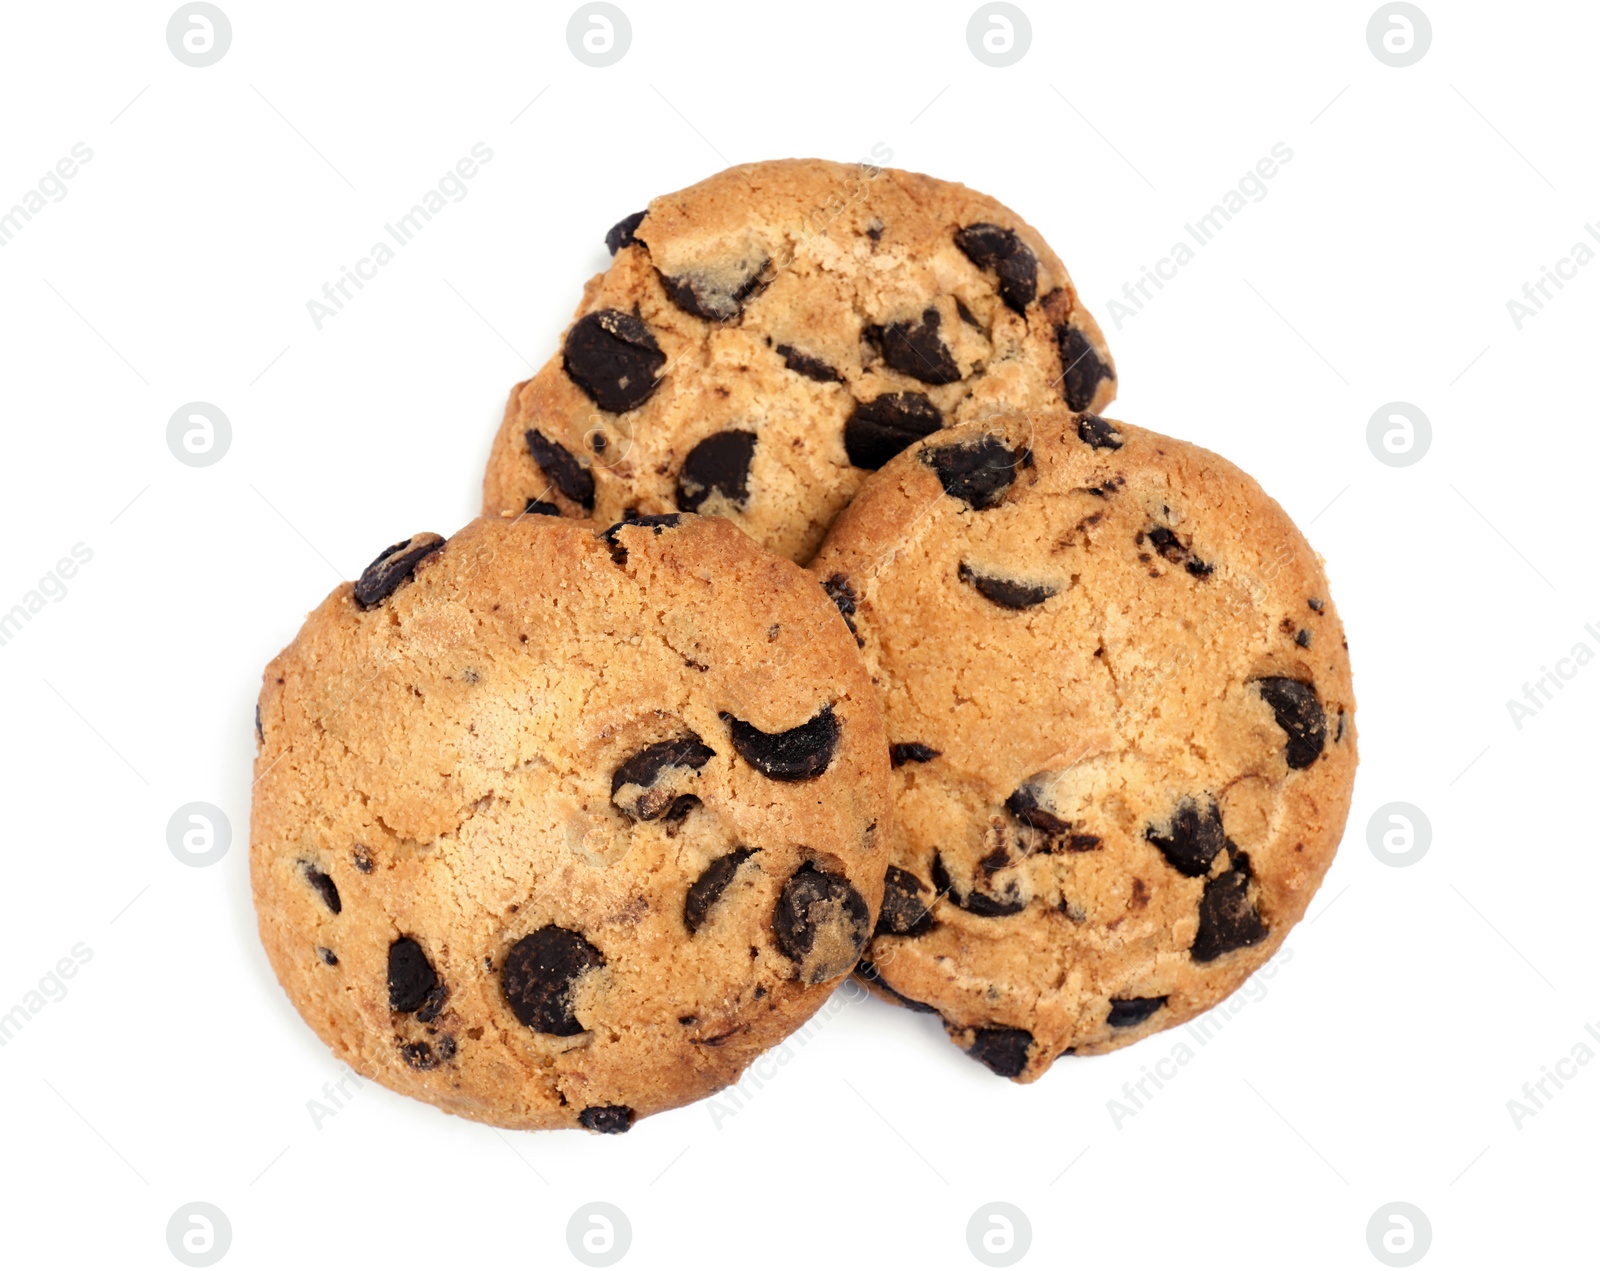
<box><xmin>958</xmin><ymin>562</ymin><xmax>1056</xmax><ymax>610</ymax></box>
<box><xmin>316</xmin><ymin>946</ymin><xmax>338</xmax><ymax>966</ymax></box>
<box><xmin>684</xmin><ymin>847</ymin><xmax>758</xmax><ymax>934</ymax></box>
<box><xmin>1005</xmin><ymin>784</ymin><xmax>1072</xmax><ymax>837</ymax></box>
<box><xmin>605</xmin><ymin>210</ymin><xmax>646</xmax><ymax>255</ymax></box>
<box><xmin>1147</xmin><ymin>526</ymin><xmax>1187</xmax><ymax>563</ymax></box>
<box><xmin>1295</xmin><ymin>628</ymin><xmax>1312</xmax><ymax>648</ymax></box>
<box><xmin>525</xmin><ymin>429</ymin><xmax>596</xmax><ymax>511</ymax></box>
<box><xmin>1255</xmin><ymin>677</ymin><xmax>1327</xmax><ymax>769</ymax></box>
<box><xmin>856</xmin><ymin>956</ymin><xmax>938</xmax><ymax>1012</ymax></box>
<box><xmin>1146</xmin><ymin>798</ymin><xmax>1227</xmax><ymax>878</ymax></box>
<box><xmin>612</xmin><ymin>734</ymin><xmax>716</xmax><ymax>822</ymax></box>
<box><xmin>844</xmin><ymin>392</ymin><xmax>943</xmax><ymax>470</ymax></box>
<box><xmin>254</xmin><ymin>703</ymin><xmax>263</xmax><ymax>743</ymax></box>
<box><xmin>1056</xmin><ymin>325</ymin><xmax>1113</xmax><ymax>412</ymax></box>
<box><xmin>776</xmin><ymin>344</ymin><xmax>844</xmax><ymax>383</ymax></box>
<box><xmin>923</xmin><ymin>434</ymin><xmax>1022</xmax><ymax>509</ymax></box>
<box><xmin>1186</xmin><ymin>558</ymin><xmax>1215</xmax><ymax>579</ymax></box>
<box><xmin>388</xmin><ymin>937</ymin><xmax>439</xmax><ymax>1014</ymax></box>
<box><xmin>721</xmin><ymin>705</ymin><xmax>839</xmax><ymax>782</ymax></box>
<box><xmin>955</xmin><ymin>298</ymin><xmax>982</xmax><ymax>328</ymax></box>
<box><xmin>414</xmin><ymin>980</ymin><xmax>449</xmax><ymax>1025</ymax></box>
<box><xmin>1307</xmin><ymin>597</ymin><xmax>1325</xmax><ymax>612</ymax></box>
<box><xmin>1107</xmin><ymin>996</ymin><xmax>1168</xmax><ymax>1028</ymax></box>
<box><xmin>353</xmin><ymin>533</ymin><xmax>445</xmax><ymax>609</ymax></box>
<box><xmin>1191</xmin><ymin>851</ymin><xmax>1267</xmax><ymax>962</ymax></box>
<box><xmin>563</xmin><ymin>309</ymin><xmax>665</xmax><ymax>413</ymax></box>
<box><xmin>599</xmin><ymin>514</ymin><xmax>683</xmax><ymax>565</ymax></box>
<box><xmin>525</xmin><ymin>497</ymin><xmax>561</xmax><ymax>516</ymax></box>
<box><xmin>772</xmin><ymin>863</ymin><xmax>870</xmax><ymax>984</ymax></box>
<box><xmin>398</xmin><ymin>1040</ymin><xmax>440</xmax><ymax>1070</ymax></box>
<box><xmin>352</xmin><ymin>845</ymin><xmax>374</xmax><ymax>874</ymax></box>
<box><xmin>1076</xmin><ymin>414</ymin><xmax>1124</xmax><ymax>450</ymax></box>
<box><xmin>821</xmin><ymin>573</ymin><xmax>862</xmax><ymax>645</ymax></box>
<box><xmin>966</xmin><ymin>1026</ymin><xmax>1033</xmax><ymax>1078</ymax></box>
<box><xmin>932</xmin><ymin>852</ymin><xmax>1026</xmax><ymax>917</ymax></box>
<box><xmin>889</xmin><ymin>742</ymin><xmax>940</xmax><ymax>767</ymax></box>
<box><xmin>675</xmin><ymin>430</ymin><xmax>757</xmax><ymax>513</ymax></box>
<box><xmin>954</xmin><ymin>223</ymin><xmax>1039</xmax><ymax>314</ymax></box>
<box><xmin>501</xmin><ymin>925</ymin><xmax>605</xmax><ymax>1035</ymax></box>
<box><xmin>578</xmin><ymin>1105</ymin><xmax>635</xmax><ymax>1134</ymax></box>
<box><xmin>865</xmin><ymin>307</ymin><xmax>962</xmax><ymax>385</ymax></box>
<box><xmin>301</xmin><ymin>863</ymin><xmax>341</xmax><ymax>915</ymax></box>
<box><xmin>659</xmin><ymin>257</ymin><xmax>769</xmax><ymax>322</ymax></box>
<box><xmin>876</xmin><ymin>865</ymin><xmax>935</xmax><ymax>937</ymax></box>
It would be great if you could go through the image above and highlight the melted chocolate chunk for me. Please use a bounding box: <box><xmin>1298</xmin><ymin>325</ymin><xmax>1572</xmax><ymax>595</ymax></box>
<box><xmin>821</xmin><ymin>573</ymin><xmax>862</xmax><ymax>645</ymax></box>
<box><xmin>676</xmin><ymin>430</ymin><xmax>757</xmax><ymax>513</ymax></box>
<box><xmin>1147</xmin><ymin>526</ymin><xmax>1187</xmax><ymax>563</ymax></box>
<box><xmin>1005</xmin><ymin>784</ymin><xmax>1072</xmax><ymax>837</ymax></box>
<box><xmin>599</xmin><ymin>514</ymin><xmax>683</xmax><ymax>565</ymax></box>
<box><xmin>924</xmin><ymin>434</ymin><xmax>1023</xmax><ymax>509</ymax></box>
<box><xmin>889</xmin><ymin>742</ymin><xmax>940</xmax><ymax>767</ymax></box>
<box><xmin>398</xmin><ymin>1040</ymin><xmax>442</xmax><ymax>1070</ymax></box>
<box><xmin>953</xmin><ymin>223</ymin><xmax>1039</xmax><ymax>314</ymax></box>
<box><xmin>1076</xmin><ymin>414</ymin><xmax>1124</xmax><ymax>450</ymax></box>
<box><xmin>932</xmin><ymin>852</ymin><xmax>1026</xmax><ymax>917</ymax></box>
<box><xmin>772</xmin><ymin>863</ymin><xmax>870</xmax><ymax>984</ymax></box>
<box><xmin>316</xmin><ymin>946</ymin><xmax>338</xmax><ymax>966</ymax></box>
<box><xmin>866</xmin><ymin>307</ymin><xmax>962</xmax><ymax>384</ymax></box>
<box><xmin>856</xmin><ymin>956</ymin><xmax>938</xmax><ymax>1012</ymax></box>
<box><xmin>1107</xmin><ymin>996</ymin><xmax>1168</xmax><ymax>1028</ymax></box>
<box><xmin>1147</xmin><ymin>798</ymin><xmax>1228</xmax><ymax>878</ymax></box>
<box><xmin>563</xmin><ymin>309</ymin><xmax>665</xmax><ymax>413</ymax></box>
<box><xmin>1056</xmin><ymin>325</ymin><xmax>1113</xmax><ymax>412</ymax></box>
<box><xmin>414</xmin><ymin>981</ymin><xmax>449</xmax><ymax>1025</ymax></box>
<box><xmin>776</xmin><ymin>344</ymin><xmax>844</xmax><ymax>383</ymax></box>
<box><xmin>721</xmin><ymin>705</ymin><xmax>839</xmax><ymax>782</ymax></box>
<box><xmin>876</xmin><ymin>865</ymin><xmax>936</xmax><ymax>937</ymax></box>
<box><xmin>684</xmin><ymin>847</ymin><xmax>758</xmax><ymax>934</ymax></box>
<box><xmin>844</xmin><ymin>393</ymin><xmax>943</xmax><ymax>470</ymax></box>
<box><xmin>1255</xmin><ymin>677</ymin><xmax>1327</xmax><ymax>769</ymax></box>
<box><xmin>579</xmin><ymin>1105</ymin><xmax>635</xmax><ymax>1134</ymax></box>
<box><xmin>388</xmin><ymin>937</ymin><xmax>439</xmax><ymax>1014</ymax></box>
<box><xmin>958</xmin><ymin>562</ymin><xmax>1056</xmax><ymax>610</ymax></box>
<box><xmin>660</xmin><ymin>257</ymin><xmax>769</xmax><ymax>322</ymax></box>
<box><xmin>525</xmin><ymin>497</ymin><xmax>561</xmax><ymax>516</ymax></box>
<box><xmin>605</xmin><ymin>210</ymin><xmax>646</xmax><ymax>255</ymax></box>
<box><xmin>612</xmin><ymin>734</ymin><xmax>716</xmax><ymax>821</ymax></box>
<box><xmin>1191</xmin><ymin>851</ymin><xmax>1267</xmax><ymax>962</ymax></box>
<box><xmin>967</xmin><ymin>1026</ymin><xmax>1033</xmax><ymax>1078</ymax></box>
<box><xmin>353</xmin><ymin>533</ymin><xmax>444</xmax><ymax>609</ymax></box>
<box><xmin>301</xmin><ymin>863</ymin><xmax>341</xmax><ymax>914</ymax></box>
<box><xmin>525</xmin><ymin>429</ymin><xmax>595</xmax><ymax>511</ymax></box>
<box><xmin>502</xmin><ymin>926</ymin><xmax>605</xmax><ymax>1035</ymax></box>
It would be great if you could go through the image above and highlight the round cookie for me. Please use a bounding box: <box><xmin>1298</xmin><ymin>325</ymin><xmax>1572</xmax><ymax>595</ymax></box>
<box><xmin>251</xmin><ymin>512</ymin><xmax>891</xmax><ymax>1130</ymax></box>
<box><xmin>808</xmin><ymin>410</ymin><xmax>1356</xmax><ymax>1081</ymax></box>
<box><xmin>482</xmin><ymin>158</ymin><xmax>1118</xmax><ymax>564</ymax></box>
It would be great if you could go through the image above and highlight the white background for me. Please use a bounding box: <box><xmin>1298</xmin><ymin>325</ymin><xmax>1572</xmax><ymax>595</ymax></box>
<box><xmin>1</xmin><ymin>1</ymin><xmax>1595</xmax><ymax>1266</ymax></box>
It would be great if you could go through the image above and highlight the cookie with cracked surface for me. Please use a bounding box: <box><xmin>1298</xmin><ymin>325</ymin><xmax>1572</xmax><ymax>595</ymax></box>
<box><xmin>251</xmin><ymin>513</ymin><xmax>890</xmax><ymax>1130</ymax></box>
<box><xmin>481</xmin><ymin>158</ymin><xmax>1117</xmax><ymax>564</ymax></box>
<box><xmin>809</xmin><ymin>409</ymin><xmax>1356</xmax><ymax>1081</ymax></box>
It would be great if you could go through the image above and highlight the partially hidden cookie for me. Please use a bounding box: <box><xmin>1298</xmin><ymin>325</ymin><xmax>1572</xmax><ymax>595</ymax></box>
<box><xmin>251</xmin><ymin>513</ymin><xmax>891</xmax><ymax>1130</ymax></box>
<box><xmin>482</xmin><ymin>158</ymin><xmax>1117</xmax><ymax>564</ymax></box>
<box><xmin>808</xmin><ymin>410</ymin><xmax>1356</xmax><ymax>1081</ymax></box>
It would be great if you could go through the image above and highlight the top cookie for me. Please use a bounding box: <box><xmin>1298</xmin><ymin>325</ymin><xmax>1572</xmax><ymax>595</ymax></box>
<box><xmin>250</xmin><ymin>512</ymin><xmax>890</xmax><ymax>1131</ymax></box>
<box><xmin>482</xmin><ymin>158</ymin><xmax>1117</xmax><ymax>563</ymax></box>
<box><xmin>809</xmin><ymin>410</ymin><xmax>1356</xmax><ymax>1081</ymax></box>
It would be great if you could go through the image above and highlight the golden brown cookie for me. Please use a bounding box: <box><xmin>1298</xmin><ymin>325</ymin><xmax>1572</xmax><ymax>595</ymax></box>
<box><xmin>251</xmin><ymin>512</ymin><xmax>891</xmax><ymax>1130</ymax></box>
<box><xmin>808</xmin><ymin>410</ymin><xmax>1356</xmax><ymax>1081</ymax></box>
<box><xmin>482</xmin><ymin>158</ymin><xmax>1117</xmax><ymax>563</ymax></box>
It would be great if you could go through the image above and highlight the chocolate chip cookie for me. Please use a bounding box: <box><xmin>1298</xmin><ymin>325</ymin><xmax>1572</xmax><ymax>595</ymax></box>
<box><xmin>251</xmin><ymin>512</ymin><xmax>891</xmax><ymax>1130</ymax></box>
<box><xmin>481</xmin><ymin>158</ymin><xmax>1118</xmax><ymax>564</ymax></box>
<box><xmin>809</xmin><ymin>410</ymin><xmax>1356</xmax><ymax>1081</ymax></box>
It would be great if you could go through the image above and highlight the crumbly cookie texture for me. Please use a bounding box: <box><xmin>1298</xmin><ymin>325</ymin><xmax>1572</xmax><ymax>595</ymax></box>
<box><xmin>251</xmin><ymin>513</ymin><xmax>891</xmax><ymax>1130</ymax></box>
<box><xmin>482</xmin><ymin>158</ymin><xmax>1117</xmax><ymax>564</ymax></box>
<box><xmin>809</xmin><ymin>411</ymin><xmax>1356</xmax><ymax>1082</ymax></box>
